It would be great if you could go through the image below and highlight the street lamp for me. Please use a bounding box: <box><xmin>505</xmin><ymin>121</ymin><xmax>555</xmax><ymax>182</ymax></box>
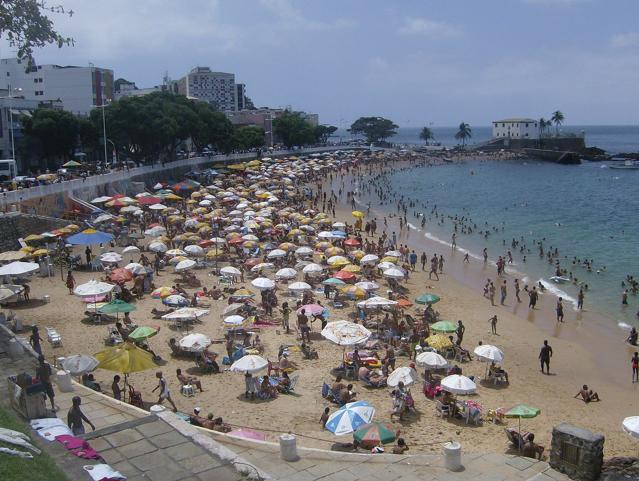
<box><xmin>91</xmin><ymin>99</ymin><xmax>111</xmax><ymax>167</ymax></box>
<box><xmin>7</xmin><ymin>86</ymin><xmax>23</xmax><ymax>162</ymax></box>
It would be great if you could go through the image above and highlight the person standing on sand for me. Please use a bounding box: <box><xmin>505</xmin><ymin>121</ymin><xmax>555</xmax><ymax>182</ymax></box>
<box><xmin>463</xmin><ymin>252</ymin><xmax>470</xmax><ymax>263</ymax></box>
<box><xmin>429</xmin><ymin>256</ymin><xmax>439</xmax><ymax>281</ymax></box>
<box><xmin>556</xmin><ymin>297</ymin><xmax>564</xmax><ymax>322</ymax></box>
<box><xmin>65</xmin><ymin>270</ymin><xmax>75</xmax><ymax>294</ymax></box>
<box><xmin>500</xmin><ymin>281</ymin><xmax>507</xmax><ymax>306</ymax></box>
<box><xmin>577</xmin><ymin>289</ymin><xmax>584</xmax><ymax>310</ymax></box>
<box><xmin>420</xmin><ymin>252</ymin><xmax>427</xmax><ymax>271</ymax></box>
<box><xmin>632</xmin><ymin>352</ymin><xmax>639</xmax><ymax>383</ymax></box>
<box><xmin>529</xmin><ymin>286</ymin><xmax>538</xmax><ymax>309</ymax></box>
<box><xmin>489</xmin><ymin>282</ymin><xmax>496</xmax><ymax>306</ymax></box>
<box><xmin>456</xmin><ymin>320</ymin><xmax>465</xmax><ymax>346</ymax></box>
<box><xmin>152</xmin><ymin>371</ymin><xmax>177</xmax><ymax>412</ymax></box>
<box><xmin>438</xmin><ymin>255</ymin><xmax>444</xmax><ymax>274</ymax></box>
<box><xmin>539</xmin><ymin>340</ymin><xmax>553</xmax><ymax>374</ymax></box>
<box><xmin>514</xmin><ymin>279</ymin><xmax>521</xmax><ymax>303</ymax></box>
<box><xmin>483</xmin><ymin>248</ymin><xmax>488</xmax><ymax>263</ymax></box>
<box><xmin>489</xmin><ymin>315</ymin><xmax>498</xmax><ymax>334</ymax></box>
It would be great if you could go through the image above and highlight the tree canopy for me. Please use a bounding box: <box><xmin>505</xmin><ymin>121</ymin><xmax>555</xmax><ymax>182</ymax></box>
<box><xmin>314</xmin><ymin>125</ymin><xmax>338</xmax><ymax>143</ymax></box>
<box><xmin>22</xmin><ymin>108</ymin><xmax>79</xmax><ymax>168</ymax></box>
<box><xmin>233</xmin><ymin>125</ymin><xmax>265</xmax><ymax>150</ymax></box>
<box><xmin>272</xmin><ymin>111</ymin><xmax>317</xmax><ymax>148</ymax></box>
<box><xmin>349</xmin><ymin>117</ymin><xmax>398</xmax><ymax>144</ymax></box>
<box><xmin>419</xmin><ymin>127</ymin><xmax>434</xmax><ymax>143</ymax></box>
<box><xmin>454</xmin><ymin>122</ymin><xmax>472</xmax><ymax>148</ymax></box>
<box><xmin>0</xmin><ymin>1</ymin><xmax>73</xmax><ymax>64</ymax></box>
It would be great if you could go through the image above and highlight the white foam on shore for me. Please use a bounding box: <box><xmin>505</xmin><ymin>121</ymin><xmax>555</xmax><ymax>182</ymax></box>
<box><xmin>538</xmin><ymin>278</ymin><xmax>578</xmax><ymax>309</ymax></box>
<box><xmin>618</xmin><ymin>321</ymin><xmax>633</xmax><ymax>331</ymax></box>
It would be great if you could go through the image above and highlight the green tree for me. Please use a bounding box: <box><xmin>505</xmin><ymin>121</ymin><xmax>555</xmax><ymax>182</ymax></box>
<box><xmin>349</xmin><ymin>117</ymin><xmax>398</xmax><ymax>144</ymax></box>
<box><xmin>233</xmin><ymin>125</ymin><xmax>265</xmax><ymax>150</ymax></box>
<box><xmin>77</xmin><ymin>116</ymin><xmax>99</xmax><ymax>153</ymax></box>
<box><xmin>551</xmin><ymin>110</ymin><xmax>564</xmax><ymax>135</ymax></box>
<box><xmin>419</xmin><ymin>126</ymin><xmax>434</xmax><ymax>144</ymax></box>
<box><xmin>273</xmin><ymin>111</ymin><xmax>316</xmax><ymax>148</ymax></box>
<box><xmin>22</xmin><ymin>108</ymin><xmax>78</xmax><ymax>169</ymax></box>
<box><xmin>314</xmin><ymin>125</ymin><xmax>338</xmax><ymax>143</ymax></box>
<box><xmin>0</xmin><ymin>1</ymin><xmax>73</xmax><ymax>65</ymax></box>
<box><xmin>454</xmin><ymin>122</ymin><xmax>472</xmax><ymax>148</ymax></box>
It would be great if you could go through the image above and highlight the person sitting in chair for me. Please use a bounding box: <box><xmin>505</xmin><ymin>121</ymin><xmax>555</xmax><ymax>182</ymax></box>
<box><xmin>176</xmin><ymin>368</ymin><xmax>203</xmax><ymax>392</ymax></box>
<box><xmin>82</xmin><ymin>373</ymin><xmax>101</xmax><ymax>392</ymax></box>
<box><xmin>489</xmin><ymin>362</ymin><xmax>509</xmax><ymax>383</ymax></box>
<box><xmin>276</xmin><ymin>371</ymin><xmax>291</xmax><ymax>392</ymax></box>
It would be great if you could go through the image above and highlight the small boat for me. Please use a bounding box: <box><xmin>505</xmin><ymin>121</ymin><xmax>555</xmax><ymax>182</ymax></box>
<box><xmin>550</xmin><ymin>276</ymin><xmax>570</xmax><ymax>284</ymax></box>
<box><xmin>609</xmin><ymin>159</ymin><xmax>639</xmax><ymax>170</ymax></box>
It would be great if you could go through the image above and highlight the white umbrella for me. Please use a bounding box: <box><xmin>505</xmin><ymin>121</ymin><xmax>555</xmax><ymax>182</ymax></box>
<box><xmin>321</xmin><ymin>321</ymin><xmax>371</xmax><ymax>346</ymax></box>
<box><xmin>302</xmin><ymin>263</ymin><xmax>323</xmax><ymax>274</ymax></box>
<box><xmin>94</xmin><ymin>214</ymin><xmax>113</xmax><ymax>224</ymax></box>
<box><xmin>124</xmin><ymin>263</ymin><xmax>147</xmax><ymax>275</ymax></box>
<box><xmin>184</xmin><ymin>219</ymin><xmax>199</xmax><ymax>229</ymax></box>
<box><xmin>210</xmin><ymin>237</ymin><xmax>226</xmax><ymax>245</ymax></box>
<box><xmin>355</xmin><ymin>281</ymin><xmax>379</xmax><ymax>291</ymax></box>
<box><xmin>357</xmin><ymin>296</ymin><xmax>398</xmax><ymax>308</ymax></box>
<box><xmin>220</xmin><ymin>266</ymin><xmax>242</xmax><ymax>277</ymax></box>
<box><xmin>198</xmin><ymin>199</ymin><xmax>212</xmax><ymax>206</ymax></box>
<box><xmin>0</xmin><ymin>284</ymin><xmax>24</xmax><ymax>302</ymax></box>
<box><xmin>149</xmin><ymin>203</ymin><xmax>168</xmax><ymax>210</ymax></box>
<box><xmin>178</xmin><ymin>333</ymin><xmax>211</xmax><ymax>352</ymax></box>
<box><xmin>325</xmin><ymin>401</ymin><xmax>375</xmax><ymax>436</ymax></box>
<box><xmin>175</xmin><ymin>259</ymin><xmax>197</xmax><ymax>272</ymax></box>
<box><xmin>162</xmin><ymin>294</ymin><xmax>190</xmax><ymax>307</ymax></box>
<box><xmin>295</xmin><ymin>246</ymin><xmax>313</xmax><ymax>256</ymax></box>
<box><xmin>162</xmin><ymin>307</ymin><xmax>209</xmax><ymax>320</ymax></box>
<box><xmin>165</xmin><ymin>249</ymin><xmax>187</xmax><ymax>257</ymax></box>
<box><xmin>61</xmin><ymin>354</ymin><xmax>99</xmax><ymax>376</ymax></box>
<box><xmin>242</xmin><ymin>234</ymin><xmax>259</xmax><ymax>241</ymax></box>
<box><xmin>250</xmin><ymin>262</ymin><xmax>275</xmax><ymax>272</ymax></box>
<box><xmin>230</xmin><ymin>355</ymin><xmax>268</xmax><ymax>373</ymax></box>
<box><xmin>377</xmin><ymin>261</ymin><xmax>396</xmax><ymax>270</ymax></box>
<box><xmin>622</xmin><ymin>416</ymin><xmax>639</xmax><ymax>439</ymax></box>
<box><xmin>251</xmin><ymin>277</ymin><xmax>275</xmax><ymax>290</ymax></box>
<box><xmin>91</xmin><ymin>196</ymin><xmax>112</xmax><ymax>204</ymax></box>
<box><xmin>441</xmin><ymin>375</ymin><xmax>477</xmax><ymax>395</ymax></box>
<box><xmin>0</xmin><ymin>261</ymin><xmax>39</xmax><ymax>276</ymax></box>
<box><xmin>74</xmin><ymin>280</ymin><xmax>115</xmax><ymax>297</ymax></box>
<box><xmin>360</xmin><ymin>254</ymin><xmax>379</xmax><ymax>265</ymax></box>
<box><xmin>383</xmin><ymin>267</ymin><xmax>405</xmax><ymax>279</ymax></box>
<box><xmin>148</xmin><ymin>241</ymin><xmax>167</xmax><ymax>253</ymax></box>
<box><xmin>223</xmin><ymin>315</ymin><xmax>246</xmax><ymax>327</ymax></box>
<box><xmin>474</xmin><ymin>344</ymin><xmax>505</xmax><ymax>363</ymax></box>
<box><xmin>267</xmin><ymin>249</ymin><xmax>287</xmax><ymax>259</ymax></box>
<box><xmin>144</xmin><ymin>226</ymin><xmax>167</xmax><ymax>237</ymax></box>
<box><xmin>275</xmin><ymin>268</ymin><xmax>297</xmax><ymax>279</ymax></box>
<box><xmin>385</xmin><ymin>250</ymin><xmax>402</xmax><ymax>258</ymax></box>
<box><xmin>122</xmin><ymin>246</ymin><xmax>141</xmax><ymax>254</ymax></box>
<box><xmin>100</xmin><ymin>252</ymin><xmax>123</xmax><ymax>264</ymax></box>
<box><xmin>416</xmin><ymin>351</ymin><xmax>448</xmax><ymax>369</ymax></box>
<box><xmin>288</xmin><ymin>281</ymin><xmax>311</xmax><ymax>292</ymax></box>
<box><xmin>327</xmin><ymin>255</ymin><xmax>348</xmax><ymax>265</ymax></box>
<box><xmin>184</xmin><ymin>245</ymin><xmax>204</xmax><ymax>256</ymax></box>
<box><xmin>387</xmin><ymin>366</ymin><xmax>418</xmax><ymax>387</ymax></box>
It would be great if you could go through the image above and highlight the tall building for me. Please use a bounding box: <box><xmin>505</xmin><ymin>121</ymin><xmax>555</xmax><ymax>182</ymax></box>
<box><xmin>176</xmin><ymin>67</ymin><xmax>236</xmax><ymax>111</ymax></box>
<box><xmin>236</xmin><ymin>83</ymin><xmax>246</xmax><ymax>111</ymax></box>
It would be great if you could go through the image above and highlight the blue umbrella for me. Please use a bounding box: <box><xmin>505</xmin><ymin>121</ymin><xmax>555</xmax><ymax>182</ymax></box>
<box><xmin>67</xmin><ymin>228</ymin><xmax>114</xmax><ymax>245</ymax></box>
<box><xmin>325</xmin><ymin>401</ymin><xmax>375</xmax><ymax>436</ymax></box>
<box><xmin>331</xmin><ymin>230</ymin><xmax>347</xmax><ymax>238</ymax></box>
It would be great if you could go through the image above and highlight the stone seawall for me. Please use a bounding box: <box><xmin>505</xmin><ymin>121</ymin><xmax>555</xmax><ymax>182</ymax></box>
<box><xmin>0</xmin><ymin>212</ymin><xmax>70</xmax><ymax>251</ymax></box>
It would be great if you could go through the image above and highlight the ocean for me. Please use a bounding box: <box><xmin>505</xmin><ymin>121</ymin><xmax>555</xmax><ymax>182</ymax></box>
<box><xmin>336</xmin><ymin>125</ymin><xmax>639</xmax><ymax>154</ymax></box>
<box><xmin>356</xmin><ymin>158</ymin><xmax>639</xmax><ymax>332</ymax></box>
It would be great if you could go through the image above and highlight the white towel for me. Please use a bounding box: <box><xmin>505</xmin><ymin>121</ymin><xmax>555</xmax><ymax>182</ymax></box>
<box><xmin>0</xmin><ymin>427</ymin><xmax>30</xmax><ymax>441</ymax></box>
<box><xmin>83</xmin><ymin>464</ymin><xmax>126</xmax><ymax>481</ymax></box>
<box><xmin>30</xmin><ymin>417</ymin><xmax>66</xmax><ymax>430</ymax></box>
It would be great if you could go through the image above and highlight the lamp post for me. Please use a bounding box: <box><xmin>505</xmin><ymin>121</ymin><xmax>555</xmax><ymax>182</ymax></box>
<box><xmin>91</xmin><ymin>99</ymin><xmax>111</xmax><ymax>167</ymax></box>
<box><xmin>6</xmin><ymin>85</ymin><xmax>23</xmax><ymax>162</ymax></box>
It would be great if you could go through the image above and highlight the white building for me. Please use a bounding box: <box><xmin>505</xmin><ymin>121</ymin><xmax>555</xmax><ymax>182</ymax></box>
<box><xmin>0</xmin><ymin>58</ymin><xmax>114</xmax><ymax>115</ymax></box>
<box><xmin>176</xmin><ymin>67</ymin><xmax>237</xmax><ymax>111</ymax></box>
<box><xmin>492</xmin><ymin>118</ymin><xmax>539</xmax><ymax>140</ymax></box>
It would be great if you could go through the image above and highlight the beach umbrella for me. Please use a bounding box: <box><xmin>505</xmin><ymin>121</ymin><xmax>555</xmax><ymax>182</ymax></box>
<box><xmin>220</xmin><ymin>266</ymin><xmax>242</xmax><ymax>277</ymax></box>
<box><xmin>162</xmin><ymin>307</ymin><xmax>209</xmax><ymax>320</ymax></box>
<box><xmin>148</xmin><ymin>241</ymin><xmax>168</xmax><ymax>253</ymax></box>
<box><xmin>151</xmin><ymin>286</ymin><xmax>176</xmax><ymax>299</ymax></box>
<box><xmin>353</xmin><ymin>422</ymin><xmax>398</xmax><ymax>446</ymax></box>
<box><xmin>162</xmin><ymin>294</ymin><xmax>190</xmax><ymax>307</ymax></box>
<box><xmin>288</xmin><ymin>281</ymin><xmax>312</xmax><ymax>292</ymax></box>
<box><xmin>326</xmin><ymin>401</ymin><xmax>375</xmax><ymax>436</ymax></box>
<box><xmin>175</xmin><ymin>259</ymin><xmax>197</xmax><ymax>272</ymax></box>
<box><xmin>178</xmin><ymin>333</ymin><xmax>211</xmax><ymax>352</ymax></box>
<box><xmin>108</xmin><ymin>268</ymin><xmax>134</xmax><ymax>283</ymax></box>
<box><xmin>357</xmin><ymin>296</ymin><xmax>397</xmax><ymax>309</ymax></box>
<box><xmin>60</xmin><ymin>354</ymin><xmax>99</xmax><ymax>376</ymax></box>
<box><xmin>122</xmin><ymin>246</ymin><xmax>141</xmax><ymax>255</ymax></box>
<box><xmin>124</xmin><ymin>262</ymin><xmax>146</xmax><ymax>275</ymax></box>
<box><xmin>377</xmin><ymin>261</ymin><xmax>396</xmax><ymax>270</ymax></box>
<box><xmin>295</xmin><ymin>246</ymin><xmax>313</xmax><ymax>256</ymax></box>
<box><xmin>98</xmin><ymin>299</ymin><xmax>136</xmax><ymax>315</ymax></box>
<box><xmin>91</xmin><ymin>196</ymin><xmax>112</xmax><ymax>204</ymax></box>
<box><xmin>321</xmin><ymin>321</ymin><xmax>371</xmax><ymax>346</ymax></box>
<box><xmin>622</xmin><ymin>416</ymin><xmax>639</xmax><ymax>439</ymax></box>
<box><xmin>24</xmin><ymin>234</ymin><xmax>44</xmax><ymax>242</ymax></box>
<box><xmin>137</xmin><ymin>196</ymin><xmax>162</xmax><ymax>206</ymax></box>
<box><xmin>415</xmin><ymin>293</ymin><xmax>441</xmax><ymax>305</ymax></box>
<box><xmin>74</xmin><ymin>280</ymin><xmax>115</xmax><ymax>297</ymax></box>
<box><xmin>267</xmin><ymin>249</ymin><xmax>287</xmax><ymax>259</ymax></box>
<box><xmin>67</xmin><ymin>228</ymin><xmax>114</xmax><ymax>245</ymax></box>
<box><xmin>431</xmin><ymin>321</ymin><xmax>457</xmax><ymax>333</ymax></box>
<box><xmin>387</xmin><ymin>366</ymin><xmax>418</xmax><ymax>387</ymax></box>
<box><xmin>166</xmin><ymin>249</ymin><xmax>187</xmax><ymax>257</ymax></box>
<box><xmin>251</xmin><ymin>277</ymin><xmax>275</xmax><ymax>290</ymax></box>
<box><xmin>360</xmin><ymin>254</ymin><xmax>379</xmax><ymax>265</ymax></box>
<box><xmin>184</xmin><ymin>245</ymin><xmax>204</xmax><ymax>257</ymax></box>
<box><xmin>474</xmin><ymin>344</ymin><xmax>505</xmax><ymax>363</ymax></box>
<box><xmin>302</xmin><ymin>263</ymin><xmax>323</xmax><ymax>274</ymax></box>
<box><xmin>327</xmin><ymin>255</ymin><xmax>349</xmax><ymax>267</ymax></box>
<box><xmin>383</xmin><ymin>267</ymin><xmax>405</xmax><ymax>280</ymax></box>
<box><xmin>250</xmin><ymin>262</ymin><xmax>275</xmax><ymax>273</ymax></box>
<box><xmin>297</xmin><ymin>304</ymin><xmax>324</xmax><ymax>316</ymax></box>
<box><xmin>230</xmin><ymin>354</ymin><xmax>267</xmax><ymax>373</ymax></box>
<box><xmin>94</xmin><ymin>342</ymin><xmax>155</xmax><ymax>374</ymax></box>
<box><xmin>385</xmin><ymin>250</ymin><xmax>402</xmax><ymax>258</ymax></box>
<box><xmin>93</xmin><ymin>214</ymin><xmax>114</xmax><ymax>224</ymax></box>
<box><xmin>275</xmin><ymin>267</ymin><xmax>297</xmax><ymax>280</ymax></box>
<box><xmin>128</xmin><ymin>326</ymin><xmax>159</xmax><ymax>342</ymax></box>
<box><xmin>144</xmin><ymin>226</ymin><xmax>167</xmax><ymax>237</ymax></box>
<box><xmin>149</xmin><ymin>203</ymin><xmax>168</xmax><ymax>210</ymax></box>
<box><xmin>505</xmin><ymin>404</ymin><xmax>541</xmax><ymax>442</ymax></box>
<box><xmin>322</xmin><ymin>277</ymin><xmax>345</xmax><ymax>286</ymax></box>
<box><xmin>416</xmin><ymin>351</ymin><xmax>448</xmax><ymax>369</ymax></box>
<box><xmin>355</xmin><ymin>281</ymin><xmax>379</xmax><ymax>291</ymax></box>
<box><xmin>223</xmin><ymin>303</ymin><xmax>245</xmax><ymax>316</ymax></box>
<box><xmin>334</xmin><ymin>270</ymin><xmax>356</xmax><ymax>281</ymax></box>
<box><xmin>441</xmin><ymin>375</ymin><xmax>477</xmax><ymax>395</ymax></box>
<box><xmin>229</xmin><ymin>288</ymin><xmax>254</xmax><ymax>300</ymax></box>
<box><xmin>0</xmin><ymin>284</ymin><xmax>24</xmax><ymax>302</ymax></box>
<box><xmin>343</xmin><ymin>238</ymin><xmax>361</xmax><ymax>247</ymax></box>
<box><xmin>0</xmin><ymin>251</ymin><xmax>27</xmax><ymax>262</ymax></box>
<box><xmin>223</xmin><ymin>315</ymin><xmax>246</xmax><ymax>328</ymax></box>
<box><xmin>351</xmin><ymin>211</ymin><xmax>365</xmax><ymax>218</ymax></box>
<box><xmin>341</xmin><ymin>285</ymin><xmax>367</xmax><ymax>299</ymax></box>
<box><xmin>424</xmin><ymin>334</ymin><xmax>453</xmax><ymax>351</ymax></box>
<box><xmin>100</xmin><ymin>252</ymin><xmax>123</xmax><ymax>264</ymax></box>
<box><xmin>0</xmin><ymin>261</ymin><xmax>39</xmax><ymax>276</ymax></box>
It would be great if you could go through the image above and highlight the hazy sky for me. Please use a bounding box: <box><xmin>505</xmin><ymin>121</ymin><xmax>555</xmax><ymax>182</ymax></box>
<box><xmin>2</xmin><ymin>0</ymin><xmax>638</xmax><ymax>126</ymax></box>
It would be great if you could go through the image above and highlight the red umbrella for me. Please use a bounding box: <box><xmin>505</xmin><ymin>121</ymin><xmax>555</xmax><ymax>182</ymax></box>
<box><xmin>244</xmin><ymin>258</ymin><xmax>261</xmax><ymax>267</ymax></box>
<box><xmin>137</xmin><ymin>196</ymin><xmax>162</xmax><ymax>205</ymax></box>
<box><xmin>108</xmin><ymin>268</ymin><xmax>134</xmax><ymax>283</ymax></box>
<box><xmin>397</xmin><ymin>299</ymin><xmax>414</xmax><ymax>309</ymax></box>
<box><xmin>334</xmin><ymin>270</ymin><xmax>357</xmax><ymax>281</ymax></box>
<box><xmin>344</xmin><ymin>238</ymin><xmax>361</xmax><ymax>247</ymax></box>
<box><xmin>198</xmin><ymin>239</ymin><xmax>214</xmax><ymax>248</ymax></box>
<box><xmin>228</xmin><ymin>237</ymin><xmax>244</xmax><ymax>246</ymax></box>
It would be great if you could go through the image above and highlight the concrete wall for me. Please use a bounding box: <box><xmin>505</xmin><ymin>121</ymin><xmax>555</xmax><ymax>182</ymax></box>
<box><xmin>0</xmin><ymin>212</ymin><xmax>70</xmax><ymax>251</ymax></box>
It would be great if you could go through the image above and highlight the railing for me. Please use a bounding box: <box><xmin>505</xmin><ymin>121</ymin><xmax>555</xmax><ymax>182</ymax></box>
<box><xmin>1</xmin><ymin>145</ymin><xmax>364</xmax><ymax>205</ymax></box>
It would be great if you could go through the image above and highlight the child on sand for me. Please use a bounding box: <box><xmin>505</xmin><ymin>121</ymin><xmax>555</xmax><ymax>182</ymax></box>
<box><xmin>319</xmin><ymin>407</ymin><xmax>330</xmax><ymax>428</ymax></box>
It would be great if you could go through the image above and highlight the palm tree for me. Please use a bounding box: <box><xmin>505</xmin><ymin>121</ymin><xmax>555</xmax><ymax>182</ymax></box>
<box><xmin>455</xmin><ymin>122</ymin><xmax>472</xmax><ymax>148</ymax></box>
<box><xmin>419</xmin><ymin>126</ymin><xmax>434</xmax><ymax>144</ymax></box>
<box><xmin>551</xmin><ymin>110</ymin><xmax>564</xmax><ymax>136</ymax></box>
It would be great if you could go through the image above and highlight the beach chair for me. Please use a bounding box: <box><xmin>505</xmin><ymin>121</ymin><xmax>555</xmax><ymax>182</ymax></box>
<box><xmin>90</xmin><ymin>258</ymin><xmax>103</xmax><ymax>271</ymax></box>
<box><xmin>281</xmin><ymin>375</ymin><xmax>299</xmax><ymax>394</ymax></box>
<box><xmin>105</xmin><ymin>326</ymin><xmax>123</xmax><ymax>346</ymax></box>
<box><xmin>505</xmin><ymin>428</ymin><xmax>531</xmax><ymax>450</ymax></box>
<box><xmin>267</xmin><ymin>360</ymin><xmax>280</xmax><ymax>377</ymax></box>
<box><xmin>46</xmin><ymin>327</ymin><xmax>62</xmax><ymax>347</ymax></box>
<box><xmin>128</xmin><ymin>385</ymin><xmax>144</xmax><ymax>408</ymax></box>
<box><xmin>435</xmin><ymin>400</ymin><xmax>451</xmax><ymax>418</ymax></box>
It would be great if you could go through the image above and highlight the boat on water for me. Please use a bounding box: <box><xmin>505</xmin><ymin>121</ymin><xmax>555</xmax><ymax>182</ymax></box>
<box><xmin>609</xmin><ymin>159</ymin><xmax>639</xmax><ymax>170</ymax></box>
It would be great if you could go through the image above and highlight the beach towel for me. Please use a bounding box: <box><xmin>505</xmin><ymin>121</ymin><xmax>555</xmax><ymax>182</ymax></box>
<box><xmin>31</xmin><ymin>419</ymin><xmax>73</xmax><ymax>442</ymax></box>
<box><xmin>0</xmin><ymin>427</ymin><xmax>30</xmax><ymax>442</ymax></box>
<box><xmin>0</xmin><ymin>433</ymin><xmax>41</xmax><ymax>454</ymax></box>
<box><xmin>55</xmin><ymin>435</ymin><xmax>101</xmax><ymax>459</ymax></box>
<box><xmin>0</xmin><ymin>446</ymin><xmax>33</xmax><ymax>459</ymax></box>
<box><xmin>83</xmin><ymin>463</ymin><xmax>126</xmax><ymax>481</ymax></box>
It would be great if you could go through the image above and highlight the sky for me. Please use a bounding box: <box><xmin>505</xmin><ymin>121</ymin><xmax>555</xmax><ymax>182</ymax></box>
<box><xmin>2</xmin><ymin>0</ymin><xmax>639</xmax><ymax>127</ymax></box>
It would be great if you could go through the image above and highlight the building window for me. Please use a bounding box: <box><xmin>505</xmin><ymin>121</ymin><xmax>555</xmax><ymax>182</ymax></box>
<box><xmin>525</xmin><ymin>123</ymin><xmax>529</xmax><ymax>127</ymax></box>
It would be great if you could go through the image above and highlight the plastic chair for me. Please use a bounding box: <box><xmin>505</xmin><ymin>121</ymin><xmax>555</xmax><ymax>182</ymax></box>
<box><xmin>181</xmin><ymin>385</ymin><xmax>195</xmax><ymax>397</ymax></box>
<box><xmin>46</xmin><ymin>327</ymin><xmax>62</xmax><ymax>347</ymax></box>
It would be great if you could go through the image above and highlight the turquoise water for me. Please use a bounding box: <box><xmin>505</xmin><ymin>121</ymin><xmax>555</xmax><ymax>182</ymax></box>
<box><xmin>362</xmin><ymin>159</ymin><xmax>639</xmax><ymax>328</ymax></box>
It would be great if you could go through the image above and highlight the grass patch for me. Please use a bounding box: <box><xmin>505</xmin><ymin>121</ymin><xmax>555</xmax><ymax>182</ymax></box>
<box><xmin>0</xmin><ymin>405</ymin><xmax>69</xmax><ymax>481</ymax></box>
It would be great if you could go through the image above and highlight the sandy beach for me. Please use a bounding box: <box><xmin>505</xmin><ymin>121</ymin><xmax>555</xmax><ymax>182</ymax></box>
<box><xmin>13</xmin><ymin>152</ymin><xmax>639</xmax><ymax>458</ymax></box>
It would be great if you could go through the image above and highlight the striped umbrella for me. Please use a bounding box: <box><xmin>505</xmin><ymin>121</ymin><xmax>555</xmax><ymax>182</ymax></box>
<box><xmin>326</xmin><ymin>401</ymin><xmax>375</xmax><ymax>435</ymax></box>
<box><xmin>353</xmin><ymin>422</ymin><xmax>399</xmax><ymax>446</ymax></box>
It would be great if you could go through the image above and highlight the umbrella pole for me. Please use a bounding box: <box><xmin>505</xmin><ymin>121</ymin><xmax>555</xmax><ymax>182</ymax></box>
<box><xmin>124</xmin><ymin>373</ymin><xmax>128</xmax><ymax>403</ymax></box>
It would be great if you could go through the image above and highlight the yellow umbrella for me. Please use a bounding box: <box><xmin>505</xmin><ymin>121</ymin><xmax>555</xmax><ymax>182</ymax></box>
<box><xmin>325</xmin><ymin>246</ymin><xmax>345</xmax><ymax>256</ymax></box>
<box><xmin>351</xmin><ymin>250</ymin><xmax>366</xmax><ymax>260</ymax></box>
<box><xmin>342</xmin><ymin>264</ymin><xmax>362</xmax><ymax>273</ymax></box>
<box><xmin>0</xmin><ymin>250</ymin><xmax>27</xmax><ymax>261</ymax></box>
<box><xmin>164</xmin><ymin>193</ymin><xmax>183</xmax><ymax>201</ymax></box>
<box><xmin>32</xmin><ymin>248</ymin><xmax>49</xmax><ymax>256</ymax></box>
<box><xmin>205</xmin><ymin>250</ymin><xmax>223</xmax><ymax>259</ymax></box>
<box><xmin>66</xmin><ymin>224</ymin><xmax>81</xmax><ymax>231</ymax></box>
<box><xmin>24</xmin><ymin>234</ymin><xmax>44</xmax><ymax>242</ymax></box>
<box><xmin>425</xmin><ymin>334</ymin><xmax>453</xmax><ymax>351</ymax></box>
<box><xmin>380</xmin><ymin>256</ymin><xmax>399</xmax><ymax>264</ymax></box>
<box><xmin>341</xmin><ymin>285</ymin><xmax>367</xmax><ymax>299</ymax></box>
<box><xmin>20</xmin><ymin>246</ymin><xmax>35</xmax><ymax>253</ymax></box>
<box><xmin>94</xmin><ymin>342</ymin><xmax>156</xmax><ymax>374</ymax></box>
<box><xmin>352</xmin><ymin>211</ymin><xmax>365</xmax><ymax>218</ymax></box>
<box><xmin>279</xmin><ymin>242</ymin><xmax>296</xmax><ymax>251</ymax></box>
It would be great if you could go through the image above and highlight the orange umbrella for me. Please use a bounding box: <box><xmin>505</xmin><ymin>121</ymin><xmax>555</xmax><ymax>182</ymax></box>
<box><xmin>108</xmin><ymin>268</ymin><xmax>134</xmax><ymax>283</ymax></box>
<box><xmin>397</xmin><ymin>299</ymin><xmax>414</xmax><ymax>309</ymax></box>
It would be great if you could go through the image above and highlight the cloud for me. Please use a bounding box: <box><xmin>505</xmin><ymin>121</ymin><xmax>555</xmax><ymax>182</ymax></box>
<box><xmin>257</xmin><ymin>0</ymin><xmax>355</xmax><ymax>31</ymax></box>
<box><xmin>610</xmin><ymin>32</ymin><xmax>639</xmax><ymax>48</ymax></box>
<box><xmin>398</xmin><ymin>17</ymin><xmax>461</xmax><ymax>38</ymax></box>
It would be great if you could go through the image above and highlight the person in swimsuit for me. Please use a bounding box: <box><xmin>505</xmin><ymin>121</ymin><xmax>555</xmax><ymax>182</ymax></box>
<box><xmin>632</xmin><ymin>352</ymin><xmax>639</xmax><ymax>383</ymax></box>
<box><xmin>152</xmin><ymin>371</ymin><xmax>177</xmax><ymax>411</ymax></box>
<box><xmin>574</xmin><ymin>384</ymin><xmax>600</xmax><ymax>403</ymax></box>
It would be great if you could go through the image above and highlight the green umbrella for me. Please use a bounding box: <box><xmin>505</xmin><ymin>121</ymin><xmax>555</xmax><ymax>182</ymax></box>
<box><xmin>353</xmin><ymin>422</ymin><xmax>399</xmax><ymax>446</ymax></box>
<box><xmin>98</xmin><ymin>299</ymin><xmax>136</xmax><ymax>314</ymax></box>
<box><xmin>63</xmin><ymin>160</ymin><xmax>82</xmax><ymax>168</ymax></box>
<box><xmin>431</xmin><ymin>320</ymin><xmax>457</xmax><ymax>333</ymax></box>
<box><xmin>128</xmin><ymin>326</ymin><xmax>158</xmax><ymax>342</ymax></box>
<box><xmin>505</xmin><ymin>404</ymin><xmax>541</xmax><ymax>448</ymax></box>
<box><xmin>415</xmin><ymin>293</ymin><xmax>441</xmax><ymax>304</ymax></box>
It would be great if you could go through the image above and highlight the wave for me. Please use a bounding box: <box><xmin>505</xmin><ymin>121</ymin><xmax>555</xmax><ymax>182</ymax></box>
<box><xmin>538</xmin><ymin>278</ymin><xmax>579</xmax><ymax>309</ymax></box>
